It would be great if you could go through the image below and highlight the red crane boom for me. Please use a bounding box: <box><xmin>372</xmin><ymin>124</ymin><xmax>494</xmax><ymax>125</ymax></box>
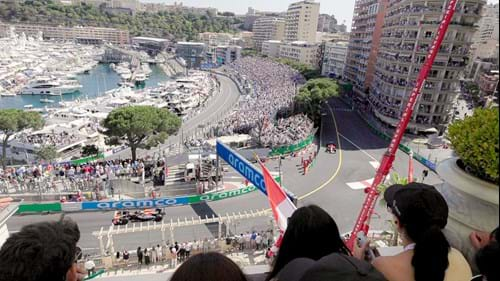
<box><xmin>346</xmin><ymin>0</ymin><xmax>459</xmax><ymax>250</ymax></box>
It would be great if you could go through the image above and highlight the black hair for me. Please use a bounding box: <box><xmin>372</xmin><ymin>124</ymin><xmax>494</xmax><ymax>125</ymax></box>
<box><xmin>0</xmin><ymin>218</ymin><xmax>80</xmax><ymax>281</ymax></box>
<box><xmin>266</xmin><ymin>205</ymin><xmax>350</xmax><ymax>280</ymax></box>
<box><xmin>394</xmin><ymin>195</ymin><xmax>450</xmax><ymax>281</ymax></box>
<box><xmin>170</xmin><ymin>252</ymin><xmax>247</xmax><ymax>281</ymax></box>
<box><xmin>475</xmin><ymin>232</ymin><xmax>499</xmax><ymax>281</ymax></box>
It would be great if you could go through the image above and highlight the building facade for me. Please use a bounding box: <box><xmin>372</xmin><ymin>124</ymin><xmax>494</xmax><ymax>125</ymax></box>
<box><xmin>214</xmin><ymin>45</ymin><xmax>242</xmax><ymax>65</ymax></box>
<box><xmin>175</xmin><ymin>42</ymin><xmax>206</xmax><ymax>68</ymax></box>
<box><xmin>284</xmin><ymin>0</ymin><xmax>320</xmax><ymax>43</ymax></box>
<box><xmin>470</xmin><ymin>3</ymin><xmax>499</xmax><ymax>60</ymax></box>
<box><xmin>0</xmin><ymin>23</ymin><xmax>129</xmax><ymax>45</ymax></box>
<box><xmin>478</xmin><ymin>70</ymin><xmax>499</xmax><ymax>96</ymax></box>
<box><xmin>262</xmin><ymin>40</ymin><xmax>283</xmax><ymax>58</ymax></box>
<box><xmin>344</xmin><ymin>0</ymin><xmax>388</xmax><ymax>101</ymax></box>
<box><xmin>369</xmin><ymin>0</ymin><xmax>484</xmax><ymax>133</ymax></box>
<box><xmin>279</xmin><ymin>41</ymin><xmax>319</xmax><ymax>67</ymax></box>
<box><xmin>198</xmin><ymin>32</ymin><xmax>233</xmax><ymax>47</ymax></box>
<box><xmin>252</xmin><ymin>17</ymin><xmax>286</xmax><ymax>51</ymax></box>
<box><xmin>321</xmin><ymin>41</ymin><xmax>348</xmax><ymax>77</ymax></box>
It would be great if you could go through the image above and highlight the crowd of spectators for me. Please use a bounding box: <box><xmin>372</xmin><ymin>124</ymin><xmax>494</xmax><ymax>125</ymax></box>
<box><xmin>0</xmin><ymin>158</ymin><xmax>167</xmax><ymax>196</ymax></box>
<box><xmin>214</xmin><ymin>57</ymin><xmax>314</xmax><ymax>147</ymax></box>
<box><xmin>23</xmin><ymin>131</ymin><xmax>79</xmax><ymax>147</ymax></box>
<box><xmin>251</xmin><ymin>114</ymin><xmax>314</xmax><ymax>147</ymax></box>
<box><xmin>1</xmin><ymin>183</ymin><xmax>497</xmax><ymax>281</ymax></box>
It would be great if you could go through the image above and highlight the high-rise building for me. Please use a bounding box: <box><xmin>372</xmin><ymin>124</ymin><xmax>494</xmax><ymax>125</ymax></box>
<box><xmin>175</xmin><ymin>42</ymin><xmax>206</xmax><ymax>68</ymax></box>
<box><xmin>252</xmin><ymin>17</ymin><xmax>285</xmax><ymax>51</ymax></box>
<box><xmin>321</xmin><ymin>41</ymin><xmax>349</xmax><ymax>78</ymax></box>
<box><xmin>344</xmin><ymin>0</ymin><xmax>388</xmax><ymax>101</ymax></box>
<box><xmin>284</xmin><ymin>0</ymin><xmax>320</xmax><ymax>43</ymax></box>
<box><xmin>369</xmin><ymin>0</ymin><xmax>484</xmax><ymax>133</ymax></box>
<box><xmin>470</xmin><ymin>3</ymin><xmax>499</xmax><ymax>60</ymax></box>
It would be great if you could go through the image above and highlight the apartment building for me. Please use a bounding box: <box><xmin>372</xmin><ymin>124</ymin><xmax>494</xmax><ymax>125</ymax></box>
<box><xmin>321</xmin><ymin>41</ymin><xmax>349</xmax><ymax>77</ymax></box>
<box><xmin>284</xmin><ymin>0</ymin><xmax>320</xmax><ymax>43</ymax></box>
<box><xmin>0</xmin><ymin>23</ymin><xmax>129</xmax><ymax>45</ymax></box>
<box><xmin>262</xmin><ymin>40</ymin><xmax>283</xmax><ymax>58</ymax></box>
<box><xmin>344</xmin><ymin>0</ymin><xmax>388</xmax><ymax>100</ymax></box>
<box><xmin>279</xmin><ymin>41</ymin><xmax>319</xmax><ymax>67</ymax></box>
<box><xmin>198</xmin><ymin>32</ymin><xmax>233</xmax><ymax>47</ymax></box>
<box><xmin>470</xmin><ymin>3</ymin><xmax>499</xmax><ymax>60</ymax></box>
<box><xmin>252</xmin><ymin>17</ymin><xmax>286</xmax><ymax>51</ymax></box>
<box><xmin>369</xmin><ymin>0</ymin><xmax>484</xmax><ymax>133</ymax></box>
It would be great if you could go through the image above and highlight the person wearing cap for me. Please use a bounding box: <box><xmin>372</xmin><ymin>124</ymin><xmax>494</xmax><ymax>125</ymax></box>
<box><xmin>355</xmin><ymin>182</ymin><xmax>472</xmax><ymax>281</ymax></box>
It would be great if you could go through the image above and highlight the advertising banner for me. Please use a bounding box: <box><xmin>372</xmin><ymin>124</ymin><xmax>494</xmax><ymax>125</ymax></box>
<box><xmin>61</xmin><ymin>202</ymin><xmax>83</xmax><ymax>212</ymax></box>
<box><xmin>81</xmin><ymin>197</ymin><xmax>190</xmax><ymax>210</ymax></box>
<box><xmin>216</xmin><ymin>141</ymin><xmax>267</xmax><ymax>195</ymax></box>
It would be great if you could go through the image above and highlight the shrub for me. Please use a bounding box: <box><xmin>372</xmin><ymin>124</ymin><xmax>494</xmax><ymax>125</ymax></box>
<box><xmin>448</xmin><ymin>108</ymin><xmax>499</xmax><ymax>183</ymax></box>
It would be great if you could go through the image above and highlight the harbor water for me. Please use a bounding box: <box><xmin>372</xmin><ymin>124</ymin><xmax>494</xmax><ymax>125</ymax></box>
<box><xmin>0</xmin><ymin>63</ymin><xmax>170</xmax><ymax>110</ymax></box>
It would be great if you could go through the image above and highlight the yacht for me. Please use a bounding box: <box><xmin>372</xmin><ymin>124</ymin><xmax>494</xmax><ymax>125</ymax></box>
<box><xmin>40</xmin><ymin>98</ymin><xmax>55</xmax><ymax>103</ymax></box>
<box><xmin>134</xmin><ymin>72</ymin><xmax>147</xmax><ymax>86</ymax></box>
<box><xmin>20</xmin><ymin>77</ymin><xmax>82</xmax><ymax>95</ymax></box>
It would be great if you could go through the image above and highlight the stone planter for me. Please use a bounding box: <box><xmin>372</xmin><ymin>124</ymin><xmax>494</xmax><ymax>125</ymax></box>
<box><xmin>435</xmin><ymin>157</ymin><xmax>499</xmax><ymax>269</ymax></box>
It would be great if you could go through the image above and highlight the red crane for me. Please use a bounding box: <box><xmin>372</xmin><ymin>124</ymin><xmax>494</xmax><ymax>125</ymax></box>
<box><xmin>347</xmin><ymin>0</ymin><xmax>459</xmax><ymax>250</ymax></box>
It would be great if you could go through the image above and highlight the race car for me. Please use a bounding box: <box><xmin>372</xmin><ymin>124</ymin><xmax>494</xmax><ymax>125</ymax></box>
<box><xmin>112</xmin><ymin>208</ymin><xmax>163</xmax><ymax>225</ymax></box>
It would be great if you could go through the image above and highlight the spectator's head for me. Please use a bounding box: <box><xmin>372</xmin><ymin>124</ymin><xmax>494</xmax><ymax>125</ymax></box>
<box><xmin>276</xmin><ymin>253</ymin><xmax>386</xmax><ymax>281</ymax></box>
<box><xmin>267</xmin><ymin>205</ymin><xmax>350</xmax><ymax>280</ymax></box>
<box><xmin>0</xmin><ymin>217</ymin><xmax>80</xmax><ymax>281</ymax></box>
<box><xmin>384</xmin><ymin>182</ymin><xmax>450</xmax><ymax>281</ymax></box>
<box><xmin>169</xmin><ymin>252</ymin><xmax>247</xmax><ymax>281</ymax></box>
<box><xmin>475</xmin><ymin>227</ymin><xmax>499</xmax><ymax>281</ymax></box>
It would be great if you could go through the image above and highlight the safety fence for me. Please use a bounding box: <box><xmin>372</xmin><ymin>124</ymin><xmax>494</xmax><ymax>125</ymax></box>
<box><xmin>269</xmin><ymin>133</ymin><xmax>316</xmax><ymax>157</ymax></box>
<box><xmin>16</xmin><ymin>184</ymin><xmax>258</xmax><ymax>214</ymax></box>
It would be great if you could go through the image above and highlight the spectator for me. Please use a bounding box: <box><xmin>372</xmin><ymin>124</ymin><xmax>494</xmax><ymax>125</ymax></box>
<box><xmin>355</xmin><ymin>183</ymin><xmax>472</xmax><ymax>281</ymax></box>
<box><xmin>170</xmin><ymin>252</ymin><xmax>247</xmax><ymax>281</ymax></box>
<box><xmin>123</xmin><ymin>249</ymin><xmax>129</xmax><ymax>265</ymax></box>
<box><xmin>157</xmin><ymin>244</ymin><xmax>163</xmax><ymax>262</ymax></box>
<box><xmin>471</xmin><ymin>227</ymin><xmax>499</xmax><ymax>281</ymax></box>
<box><xmin>266</xmin><ymin>205</ymin><xmax>351</xmax><ymax>280</ymax></box>
<box><xmin>137</xmin><ymin>246</ymin><xmax>143</xmax><ymax>264</ymax></box>
<box><xmin>170</xmin><ymin>246</ymin><xmax>178</xmax><ymax>268</ymax></box>
<box><xmin>275</xmin><ymin>252</ymin><xmax>386</xmax><ymax>281</ymax></box>
<box><xmin>84</xmin><ymin>257</ymin><xmax>96</xmax><ymax>277</ymax></box>
<box><xmin>144</xmin><ymin>248</ymin><xmax>151</xmax><ymax>265</ymax></box>
<box><xmin>0</xmin><ymin>217</ymin><xmax>85</xmax><ymax>281</ymax></box>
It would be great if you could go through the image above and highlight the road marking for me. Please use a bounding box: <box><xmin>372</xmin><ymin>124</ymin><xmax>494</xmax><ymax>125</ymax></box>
<box><xmin>299</xmin><ymin>102</ymin><xmax>343</xmax><ymax>200</ymax></box>
<box><xmin>346</xmin><ymin>178</ymin><xmax>374</xmax><ymax>190</ymax></box>
<box><xmin>338</xmin><ymin>133</ymin><xmax>379</xmax><ymax>162</ymax></box>
<box><xmin>369</xmin><ymin>161</ymin><xmax>380</xmax><ymax>169</ymax></box>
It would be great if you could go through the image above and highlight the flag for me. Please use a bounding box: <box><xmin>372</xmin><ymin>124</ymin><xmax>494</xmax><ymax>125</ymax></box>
<box><xmin>258</xmin><ymin>160</ymin><xmax>297</xmax><ymax>232</ymax></box>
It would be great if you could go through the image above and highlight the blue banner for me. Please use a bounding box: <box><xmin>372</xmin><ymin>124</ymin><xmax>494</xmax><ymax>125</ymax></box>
<box><xmin>216</xmin><ymin>141</ymin><xmax>267</xmax><ymax>195</ymax></box>
<box><xmin>81</xmin><ymin>197</ymin><xmax>189</xmax><ymax>210</ymax></box>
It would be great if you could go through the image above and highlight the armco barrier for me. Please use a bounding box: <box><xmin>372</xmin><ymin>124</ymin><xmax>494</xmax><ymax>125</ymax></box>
<box><xmin>269</xmin><ymin>134</ymin><xmax>315</xmax><ymax>156</ymax></box>
<box><xmin>80</xmin><ymin>185</ymin><xmax>258</xmax><ymax>211</ymax></box>
<box><xmin>354</xmin><ymin>109</ymin><xmax>437</xmax><ymax>172</ymax></box>
<box><xmin>17</xmin><ymin>202</ymin><xmax>62</xmax><ymax>213</ymax></box>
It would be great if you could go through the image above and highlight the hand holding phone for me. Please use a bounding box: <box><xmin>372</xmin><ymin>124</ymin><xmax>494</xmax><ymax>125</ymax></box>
<box><xmin>356</xmin><ymin>232</ymin><xmax>376</xmax><ymax>261</ymax></box>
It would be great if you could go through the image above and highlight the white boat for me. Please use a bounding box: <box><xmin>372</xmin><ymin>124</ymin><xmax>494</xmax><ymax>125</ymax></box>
<box><xmin>40</xmin><ymin>98</ymin><xmax>55</xmax><ymax>103</ymax></box>
<box><xmin>1</xmin><ymin>92</ymin><xmax>16</xmax><ymax>97</ymax></box>
<box><xmin>23</xmin><ymin>104</ymin><xmax>33</xmax><ymax>109</ymax></box>
<box><xmin>134</xmin><ymin>73</ymin><xmax>147</xmax><ymax>85</ymax></box>
<box><xmin>20</xmin><ymin>77</ymin><xmax>82</xmax><ymax>95</ymax></box>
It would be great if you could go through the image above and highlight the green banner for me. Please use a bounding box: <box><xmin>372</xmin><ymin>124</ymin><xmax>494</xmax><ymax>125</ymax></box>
<box><xmin>270</xmin><ymin>134</ymin><xmax>315</xmax><ymax>156</ymax></box>
<box><xmin>70</xmin><ymin>153</ymin><xmax>105</xmax><ymax>166</ymax></box>
<box><xmin>17</xmin><ymin>202</ymin><xmax>61</xmax><ymax>213</ymax></box>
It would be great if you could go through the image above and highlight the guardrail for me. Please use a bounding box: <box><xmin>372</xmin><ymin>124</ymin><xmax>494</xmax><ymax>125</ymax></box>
<box><xmin>16</xmin><ymin>185</ymin><xmax>258</xmax><ymax>214</ymax></box>
<box><xmin>269</xmin><ymin>133</ymin><xmax>316</xmax><ymax>156</ymax></box>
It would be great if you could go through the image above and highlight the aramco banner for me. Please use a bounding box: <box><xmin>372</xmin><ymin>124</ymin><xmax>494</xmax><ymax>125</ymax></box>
<box><xmin>216</xmin><ymin>141</ymin><xmax>268</xmax><ymax>195</ymax></box>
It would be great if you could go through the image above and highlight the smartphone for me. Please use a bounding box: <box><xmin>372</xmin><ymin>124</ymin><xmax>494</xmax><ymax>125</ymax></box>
<box><xmin>356</xmin><ymin>232</ymin><xmax>375</xmax><ymax>261</ymax></box>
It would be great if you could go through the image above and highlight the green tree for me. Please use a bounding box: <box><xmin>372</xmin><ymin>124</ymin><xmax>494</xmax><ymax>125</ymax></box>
<box><xmin>448</xmin><ymin>108</ymin><xmax>499</xmax><ymax>183</ymax></box>
<box><xmin>81</xmin><ymin>144</ymin><xmax>99</xmax><ymax>157</ymax></box>
<box><xmin>295</xmin><ymin>78</ymin><xmax>339</xmax><ymax>124</ymax></box>
<box><xmin>35</xmin><ymin>145</ymin><xmax>59</xmax><ymax>162</ymax></box>
<box><xmin>0</xmin><ymin>109</ymin><xmax>43</xmax><ymax>170</ymax></box>
<box><xmin>102</xmin><ymin>106</ymin><xmax>181</xmax><ymax>161</ymax></box>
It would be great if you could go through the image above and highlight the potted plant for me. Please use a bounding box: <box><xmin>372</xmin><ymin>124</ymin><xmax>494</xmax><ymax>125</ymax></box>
<box><xmin>436</xmin><ymin>108</ymin><xmax>499</xmax><ymax>267</ymax></box>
